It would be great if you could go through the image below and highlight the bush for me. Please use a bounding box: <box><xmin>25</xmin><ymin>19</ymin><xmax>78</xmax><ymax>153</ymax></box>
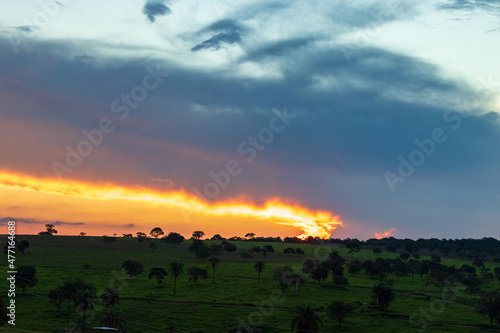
<box><xmin>121</xmin><ymin>260</ymin><xmax>143</xmax><ymax>277</ymax></box>
<box><xmin>333</xmin><ymin>276</ymin><xmax>349</xmax><ymax>286</ymax></box>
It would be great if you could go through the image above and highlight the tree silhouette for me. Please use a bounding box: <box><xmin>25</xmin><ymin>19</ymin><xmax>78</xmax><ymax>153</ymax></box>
<box><xmin>290</xmin><ymin>303</ymin><xmax>323</xmax><ymax>333</ymax></box>
<box><xmin>346</xmin><ymin>241</ymin><xmax>361</xmax><ymax>263</ymax></box>
<box><xmin>478</xmin><ymin>291</ymin><xmax>500</xmax><ymax>326</ymax></box>
<box><xmin>399</xmin><ymin>253</ymin><xmax>411</xmax><ymax>261</ymax></box>
<box><xmin>245</xmin><ymin>233</ymin><xmax>255</xmax><ymax>239</ymax></box>
<box><xmin>417</xmin><ymin>260</ymin><xmax>431</xmax><ymax>279</ymax></box>
<box><xmin>326</xmin><ymin>251</ymin><xmax>346</xmax><ymax>282</ymax></box>
<box><xmin>284</xmin><ymin>248</ymin><xmax>295</xmax><ymax>256</ymax></box>
<box><xmin>295</xmin><ymin>248</ymin><xmax>305</xmax><ymax>255</ymax></box>
<box><xmin>169</xmin><ymin>261</ymin><xmax>184</xmax><ymax>295</ymax></box>
<box><xmin>38</xmin><ymin>223</ymin><xmax>57</xmax><ymax>235</ymax></box>
<box><xmin>209</xmin><ymin>257</ymin><xmax>221</xmax><ymax>282</ymax></box>
<box><xmin>45</xmin><ymin>223</ymin><xmax>57</xmax><ymax>234</ymax></box>
<box><xmin>347</xmin><ymin>261</ymin><xmax>362</xmax><ymax>277</ymax></box>
<box><xmin>327</xmin><ymin>300</ymin><xmax>354</xmax><ymax>327</ymax></box>
<box><xmin>494</xmin><ymin>267</ymin><xmax>500</xmax><ymax>282</ymax></box>
<box><xmin>192</xmin><ymin>231</ymin><xmax>205</xmax><ymax>240</ymax></box>
<box><xmin>312</xmin><ymin>266</ymin><xmax>329</xmax><ymax>284</ymax></box>
<box><xmin>60</xmin><ymin>279</ymin><xmax>93</xmax><ymax>323</ymax></box>
<box><xmin>149</xmin><ymin>267</ymin><xmax>168</xmax><ymax>286</ymax></box>
<box><xmin>61</xmin><ymin>280</ymin><xmax>78</xmax><ymax>322</ymax></box>
<box><xmin>254</xmin><ymin>261</ymin><xmax>266</xmax><ymax>282</ymax></box>
<box><xmin>273</xmin><ymin>266</ymin><xmax>293</xmax><ymax>291</ymax></box>
<box><xmin>150</xmin><ymin>227</ymin><xmax>164</xmax><ymax>238</ymax></box>
<box><xmin>473</xmin><ymin>258</ymin><xmax>485</xmax><ymax>269</ymax></box>
<box><xmin>263</xmin><ymin>245</ymin><xmax>275</xmax><ymax>253</ymax></box>
<box><xmin>194</xmin><ymin>245</ymin><xmax>212</xmax><ymax>259</ymax></box>
<box><xmin>211</xmin><ymin>234</ymin><xmax>224</xmax><ymax>240</ymax></box>
<box><xmin>222</xmin><ymin>242</ymin><xmax>237</xmax><ymax>252</ymax></box>
<box><xmin>188</xmin><ymin>267</ymin><xmax>208</xmax><ymax>284</ymax></box>
<box><xmin>333</xmin><ymin>275</ymin><xmax>349</xmax><ymax>287</ymax></box>
<box><xmin>16</xmin><ymin>265</ymin><xmax>38</xmax><ymax>293</ymax></box>
<box><xmin>48</xmin><ymin>286</ymin><xmax>64</xmax><ymax>312</ymax></box>
<box><xmin>249</xmin><ymin>246</ymin><xmax>263</xmax><ymax>254</ymax></box>
<box><xmin>79</xmin><ymin>232</ymin><xmax>86</xmax><ymax>236</ymax></box>
<box><xmin>136</xmin><ymin>232</ymin><xmax>147</xmax><ymax>244</ymax></box>
<box><xmin>75</xmin><ymin>287</ymin><xmax>96</xmax><ymax>323</ymax></box>
<box><xmin>188</xmin><ymin>239</ymin><xmax>204</xmax><ymax>253</ymax></box>
<box><xmin>392</xmin><ymin>258</ymin><xmax>409</xmax><ymax>281</ymax></box>
<box><xmin>17</xmin><ymin>240</ymin><xmax>30</xmax><ymax>254</ymax></box>
<box><xmin>372</xmin><ymin>283</ymin><xmax>396</xmax><ymax>310</ymax></box>
<box><xmin>100</xmin><ymin>286</ymin><xmax>120</xmax><ymax>308</ymax></box>
<box><xmin>121</xmin><ymin>260</ymin><xmax>144</xmax><ymax>277</ymax></box>
<box><xmin>290</xmin><ymin>272</ymin><xmax>307</xmax><ymax>295</ymax></box>
<box><xmin>162</xmin><ymin>232</ymin><xmax>185</xmax><ymax>246</ymax></box>
<box><xmin>210</xmin><ymin>244</ymin><xmax>224</xmax><ymax>255</ymax></box>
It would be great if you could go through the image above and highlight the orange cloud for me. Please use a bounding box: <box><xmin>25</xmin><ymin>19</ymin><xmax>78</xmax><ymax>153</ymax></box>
<box><xmin>374</xmin><ymin>228</ymin><xmax>396</xmax><ymax>239</ymax></box>
<box><xmin>0</xmin><ymin>170</ymin><xmax>342</xmax><ymax>239</ymax></box>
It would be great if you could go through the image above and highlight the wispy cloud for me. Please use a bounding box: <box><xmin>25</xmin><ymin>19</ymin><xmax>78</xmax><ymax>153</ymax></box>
<box><xmin>191</xmin><ymin>19</ymin><xmax>243</xmax><ymax>52</ymax></box>
<box><xmin>0</xmin><ymin>216</ymin><xmax>85</xmax><ymax>226</ymax></box>
<box><xmin>150</xmin><ymin>177</ymin><xmax>175</xmax><ymax>186</ymax></box>
<box><xmin>439</xmin><ymin>0</ymin><xmax>500</xmax><ymax>12</ymax></box>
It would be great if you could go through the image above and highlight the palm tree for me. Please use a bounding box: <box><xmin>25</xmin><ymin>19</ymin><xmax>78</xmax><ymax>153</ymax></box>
<box><xmin>169</xmin><ymin>261</ymin><xmax>184</xmax><ymax>295</ymax></box>
<box><xmin>372</xmin><ymin>283</ymin><xmax>396</xmax><ymax>310</ymax></box>
<box><xmin>290</xmin><ymin>272</ymin><xmax>307</xmax><ymax>295</ymax></box>
<box><xmin>75</xmin><ymin>289</ymin><xmax>96</xmax><ymax>323</ymax></box>
<box><xmin>208</xmin><ymin>257</ymin><xmax>221</xmax><ymax>283</ymax></box>
<box><xmin>149</xmin><ymin>267</ymin><xmax>168</xmax><ymax>286</ymax></box>
<box><xmin>254</xmin><ymin>261</ymin><xmax>266</xmax><ymax>282</ymax></box>
<box><xmin>100</xmin><ymin>286</ymin><xmax>121</xmax><ymax>308</ymax></box>
<box><xmin>290</xmin><ymin>303</ymin><xmax>323</xmax><ymax>333</ymax></box>
<box><xmin>346</xmin><ymin>241</ymin><xmax>361</xmax><ymax>263</ymax></box>
<box><xmin>48</xmin><ymin>286</ymin><xmax>64</xmax><ymax>312</ymax></box>
<box><xmin>60</xmin><ymin>280</ymin><xmax>77</xmax><ymax>323</ymax></box>
<box><xmin>99</xmin><ymin>309</ymin><xmax>126</xmax><ymax>330</ymax></box>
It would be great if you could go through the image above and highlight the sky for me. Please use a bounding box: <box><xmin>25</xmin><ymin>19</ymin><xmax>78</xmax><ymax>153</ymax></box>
<box><xmin>0</xmin><ymin>0</ymin><xmax>499</xmax><ymax>240</ymax></box>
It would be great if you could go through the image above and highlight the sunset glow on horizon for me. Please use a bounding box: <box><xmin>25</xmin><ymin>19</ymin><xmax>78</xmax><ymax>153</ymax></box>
<box><xmin>375</xmin><ymin>228</ymin><xmax>396</xmax><ymax>240</ymax></box>
<box><xmin>0</xmin><ymin>170</ymin><xmax>342</xmax><ymax>238</ymax></box>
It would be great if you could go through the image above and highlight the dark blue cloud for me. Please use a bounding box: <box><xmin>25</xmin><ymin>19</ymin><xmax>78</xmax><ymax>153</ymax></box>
<box><xmin>142</xmin><ymin>0</ymin><xmax>171</xmax><ymax>23</ymax></box>
<box><xmin>73</xmin><ymin>54</ymin><xmax>95</xmax><ymax>63</ymax></box>
<box><xmin>439</xmin><ymin>0</ymin><xmax>500</xmax><ymax>12</ymax></box>
<box><xmin>191</xmin><ymin>19</ymin><xmax>243</xmax><ymax>52</ymax></box>
<box><xmin>243</xmin><ymin>38</ymin><xmax>314</xmax><ymax>61</ymax></box>
<box><xmin>191</xmin><ymin>32</ymin><xmax>242</xmax><ymax>52</ymax></box>
<box><xmin>12</xmin><ymin>25</ymin><xmax>36</xmax><ymax>33</ymax></box>
<box><xmin>1</xmin><ymin>35</ymin><xmax>499</xmax><ymax>239</ymax></box>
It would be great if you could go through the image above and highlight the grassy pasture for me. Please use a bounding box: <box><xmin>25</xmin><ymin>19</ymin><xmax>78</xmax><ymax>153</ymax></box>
<box><xmin>1</xmin><ymin>235</ymin><xmax>499</xmax><ymax>332</ymax></box>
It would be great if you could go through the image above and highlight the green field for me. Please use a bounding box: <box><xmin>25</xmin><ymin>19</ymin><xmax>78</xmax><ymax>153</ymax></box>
<box><xmin>1</xmin><ymin>235</ymin><xmax>499</xmax><ymax>332</ymax></box>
